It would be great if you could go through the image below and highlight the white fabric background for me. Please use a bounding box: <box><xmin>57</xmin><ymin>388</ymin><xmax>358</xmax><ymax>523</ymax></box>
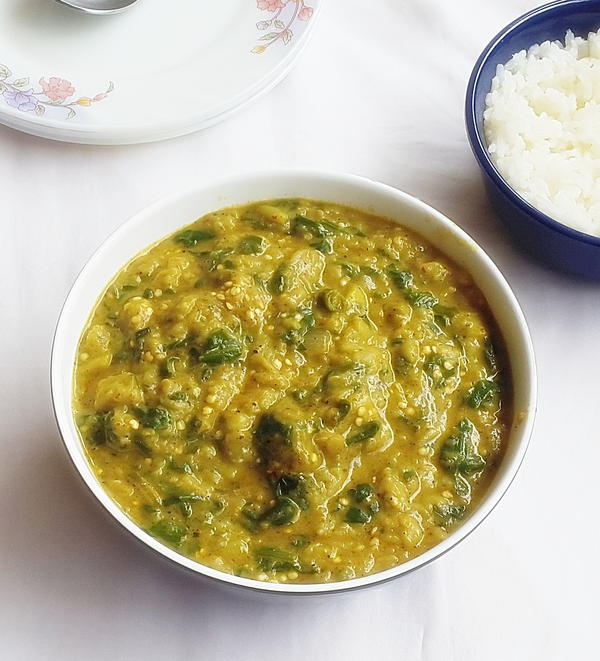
<box><xmin>1</xmin><ymin>1</ymin><xmax>598</xmax><ymax>659</ymax></box>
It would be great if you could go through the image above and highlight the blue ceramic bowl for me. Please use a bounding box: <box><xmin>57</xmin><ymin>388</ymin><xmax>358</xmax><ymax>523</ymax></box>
<box><xmin>466</xmin><ymin>0</ymin><xmax>600</xmax><ymax>279</ymax></box>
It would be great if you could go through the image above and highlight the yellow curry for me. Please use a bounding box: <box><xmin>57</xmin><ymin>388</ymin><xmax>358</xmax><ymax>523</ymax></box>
<box><xmin>74</xmin><ymin>199</ymin><xmax>510</xmax><ymax>583</ymax></box>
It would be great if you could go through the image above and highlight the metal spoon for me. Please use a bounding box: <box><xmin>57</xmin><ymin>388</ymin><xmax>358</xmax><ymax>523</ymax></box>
<box><xmin>54</xmin><ymin>0</ymin><xmax>139</xmax><ymax>14</ymax></box>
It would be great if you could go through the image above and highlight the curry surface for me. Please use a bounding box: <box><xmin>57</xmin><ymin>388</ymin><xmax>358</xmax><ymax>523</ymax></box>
<box><xmin>73</xmin><ymin>199</ymin><xmax>510</xmax><ymax>584</ymax></box>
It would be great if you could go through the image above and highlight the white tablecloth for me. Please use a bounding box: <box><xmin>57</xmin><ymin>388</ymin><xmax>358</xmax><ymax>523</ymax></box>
<box><xmin>2</xmin><ymin>1</ymin><xmax>598</xmax><ymax>659</ymax></box>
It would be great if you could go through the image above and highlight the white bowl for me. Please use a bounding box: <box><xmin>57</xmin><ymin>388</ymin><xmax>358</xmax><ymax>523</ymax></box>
<box><xmin>51</xmin><ymin>171</ymin><xmax>537</xmax><ymax>594</ymax></box>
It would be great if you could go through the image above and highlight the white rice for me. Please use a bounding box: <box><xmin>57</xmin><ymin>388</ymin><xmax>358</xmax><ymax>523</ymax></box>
<box><xmin>484</xmin><ymin>29</ymin><xmax>600</xmax><ymax>237</ymax></box>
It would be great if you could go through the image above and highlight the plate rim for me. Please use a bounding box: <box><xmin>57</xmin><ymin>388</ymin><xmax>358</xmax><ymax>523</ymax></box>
<box><xmin>0</xmin><ymin>0</ymin><xmax>322</xmax><ymax>144</ymax></box>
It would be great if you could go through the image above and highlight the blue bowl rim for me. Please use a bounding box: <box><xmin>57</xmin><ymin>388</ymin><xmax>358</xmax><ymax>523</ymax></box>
<box><xmin>465</xmin><ymin>0</ymin><xmax>600</xmax><ymax>248</ymax></box>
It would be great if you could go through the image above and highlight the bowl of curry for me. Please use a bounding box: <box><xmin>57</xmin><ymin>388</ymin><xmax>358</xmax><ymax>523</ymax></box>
<box><xmin>51</xmin><ymin>171</ymin><xmax>536</xmax><ymax>594</ymax></box>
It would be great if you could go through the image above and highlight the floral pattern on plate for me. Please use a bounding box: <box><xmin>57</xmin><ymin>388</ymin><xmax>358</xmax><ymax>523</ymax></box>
<box><xmin>0</xmin><ymin>64</ymin><xmax>113</xmax><ymax>120</ymax></box>
<box><xmin>253</xmin><ymin>0</ymin><xmax>314</xmax><ymax>53</ymax></box>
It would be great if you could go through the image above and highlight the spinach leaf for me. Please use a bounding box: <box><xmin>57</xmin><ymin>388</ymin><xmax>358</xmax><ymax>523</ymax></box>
<box><xmin>433</xmin><ymin>304</ymin><xmax>456</xmax><ymax>327</ymax></box>
<box><xmin>334</xmin><ymin>399</ymin><xmax>351</xmax><ymax>423</ymax></box>
<box><xmin>270</xmin><ymin>266</ymin><xmax>287</xmax><ymax>294</ymax></box>
<box><xmin>318</xmin><ymin>288</ymin><xmax>346</xmax><ymax>313</ymax></box>
<box><xmin>345</xmin><ymin>507</ymin><xmax>371</xmax><ymax>524</ymax></box>
<box><xmin>345</xmin><ymin>482</ymin><xmax>379</xmax><ymax>523</ymax></box>
<box><xmin>310</xmin><ymin>238</ymin><xmax>333</xmax><ymax>254</ymax></box>
<box><xmin>387</xmin><ymin>265</ymin><xmax>413</xmax><ymax>290</ymax></box>
<box><xmin>254</xmin><ymin>414</ymin><xmax>293</xmax><ymax>470</ymax></box>
<box><xmin>255</xmin><ymin>547</ymin><xmax>301</xmax><ymax>572</ymax></box>
<box><xmin>264</xmin><ymin>497</ymin><xmax>301</xmax><ymax>526</ymax></box>
<box><xmin>134</xmin><ymin>436</ymin><xmax>152</xmax><ymax>457</ymax></box>
<box><xmin>240</xmin><ymin>503</ymin><xmax>264</xmax><ymax>532</ymax></box>
<box><xmin>347</xmin><ymin>421</ymin><xmax>381</xmax><ymax>445</ymax></box>
<box><xmin>148</xmin><ymin>520</ymin><xmax>186</xmax><ymax>546</ymax></box>
<box><xmin>238</xmin><ymin>235</ymin><xmax>266</xmax><ymax>255</ymax></box>
<box><xmin>433</xmin><ymin>503</ymin><xmax>466</xmax><ymax>527</ymax></box>
<box><xmin>439</xmin><ymin>419</ymin><xmax>485</xmax><ymax>476</ymax></box>
<box><xmin>207</xmin><ymin>248</ymin><xmax>235</xmax><ymax>272</ymax></box>
<box><xmin>405</xmin><ymin>290</ymin><xmax>438</xmax><ymax>308</ymax></box>
<box><xmin>275</xmin><ymin>474</ymin><xmax>309</xmax><ymax>510</ymax></box>
<box><xmin>133</xmin><ymin>407</ymin><xmax>172</xmax><ymax>431</ymax></box>
<box><xmin>162</xmin><ymin>494</ymin><xmax>204</xmax><ymax>506</ymax></box>
<box><xmin>283</xmin><ymin>308</ymin><xmax>315</xmax><ymax>347</ymax></box>
<box><xmin>174</xmin><ymin>229</ymin><xmax>216</xmax><ymax>247</ymax></box>
<box><xmin>424</xmin><ymin>354</ymin><xmax>456</xmax><ymax>388</ymax></box>
<box><xmin>351</xmin><ymin>483</ymin><xmax>374</xmax><ymax>503</ymax></box>
<box><xmin>132</xmin><ymin>327</ymin><xmax>152</xmax><ymax>360</ymax></box>
<box><xmin>199</xmin><ymin>329</ymin><xmax>242</xmax><ymax>365</ymax></box>
<box><xmin>339</xmin><ymin>261</ymin><xmax>361</xmax><ymax>279</ymax></box>
<box><xmin>161</xmin><ymin>356</ymin><xmax>180</xmax><ymax>378</ymax></box>
<box><xmin>89</xmin><ymin>412</ymin><xmax>117</xmax><ymax>447</ymax></box>
<box><xmin>292</xmin><ymin>215</ymin><xmax>337</xmax><ymax>238</ymax></box>
<box><xmin>466</xmin><ymin>379</ymin><xmax>500</xmax><ymax>409</ymax></box>
<box><xmin>291</xmin><ymin>535</ymin><xmax>311</xmax><ymax>549</ymax></box>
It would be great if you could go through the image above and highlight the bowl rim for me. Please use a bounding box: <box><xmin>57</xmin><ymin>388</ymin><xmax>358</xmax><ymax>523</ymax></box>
<box><xmin>465</xmin><ymin>0</ymin><xmax>600</xmax><ymax>247</ymax></box>
<box><xmin>50</xmin><ymin>169</ymin><xmax>537</xmax><ymax>595</ymax></box>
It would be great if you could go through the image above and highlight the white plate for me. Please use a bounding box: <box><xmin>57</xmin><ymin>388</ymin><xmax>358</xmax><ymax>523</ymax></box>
<box><xmin>0</xmin><ymin>0</ymin><xmax>321</xmax><ymax>144</ymax></box>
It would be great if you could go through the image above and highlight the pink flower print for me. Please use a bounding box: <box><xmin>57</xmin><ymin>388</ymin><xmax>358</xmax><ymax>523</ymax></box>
<box><xmin>298</xmin><ymin>6</ymin><xmax>313</xmax><ymax>20</ymax></box>
<box><xmin>257</xmin><ymin>0</ymin><xmax>285</xmax><ymax>11</ymax></box>
<box><xmin>39</xmin><ymin>77</ymin><xmax>75</xmax><ymax>102</ymax></box>
<box><xmin>3</xmin><ymin>89</ymin><xmax>38</xmax><ymax>112</ymax></box>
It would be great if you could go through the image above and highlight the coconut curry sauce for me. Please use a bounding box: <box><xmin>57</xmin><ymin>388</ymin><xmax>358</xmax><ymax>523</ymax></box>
<box><xmin>73</xmin><ymin>199</ymin><xmax>511</xmax><ymax>583</ymax></box>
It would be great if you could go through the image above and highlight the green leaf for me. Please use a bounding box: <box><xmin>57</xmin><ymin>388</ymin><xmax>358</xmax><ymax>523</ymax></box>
<box><xmin>0</xmin><ymin>64</ymin><xmax>11</xmax><ymax>79</ymax></box>
<box><xmin>12</xmin><ymin>77</ymin><xmax>29</xmax><ymax>87</ymax></box>
<box><xmin>318</xmin><ymin>288</ymin><xmax>345</xmax><ymax>313</ymax></box>
<box><xmin>310</xmin><ymin>238</ymin><xmax>333</xmax><ymax>254</ymax></box>
<box><xmin>345</xmin><ymin>507</ymin><xmax>371</xmax><ymax>524</ymax></box>
<box><xmin>238</xmin><ymin>235</ymin><xmax>266</xmax><ymax>255</ymax></box>
<box><xmin>352</xmin><ymin>483</ymin><xmax>374</xmax><ymax>503</ymax></box>
<box><xmin>264</xmin><ymin>497</ymin><xmax>301</xmax><ymax>526</ymax></box>
<box><xmin>346</xmin><ymin>421</ymin><xmax>381</xmax><ymax>445</ymax></box>
<box><xmin>269</xmin><ymin>266</ymin><xmax>287</xmax><ymax>294</ymax></box>
<box><xmin>433</xmin><ymin>304</ymin><xmax>456</xmax><ymax>327</ymax></box>
<box><xmin>283</xmin><ymin>308</ymin><xmax>315</xmax><ymax>346</ymax></box>
<box><xmin>439</xmin><ymin>419</ymin><xmax>485</xmax><ymax>476</ymax></box>
<box><xmin>134</xmin><ymin>407</ymin><xmax>172</xmax><ymax>431</ymax></box>
<box><xmin>174</xmin><ymin>229</ymin><xmax>216</xmax><ymax>247</ymax></box>
<box><xmin>405</xmin><ymin>290</ymin><xmax>438</xmax><ymax>308</ymax></box>
<box><xmin>387</xmin><ymin>265</ymin><xmax>413</xmax><ymax>290</ymax></box>
<box><xmin>148</xmin><ymin>520</ymin><xmax>186</xmax><ymax>546</ymax></box>
<box><xmin>292</xmin><ymin>215</ymin><xmax>358</xmax><ymax>239</ymax></box>
<box><xmin>274</xmin><ymin>474</ymin><xmax>309</xmax><ymax>510</ymax></box>
<box><xmin>466</xmin><ymin>379</ymin><xmax>500</xmax><ymax>408</ymax></box>
<box><xmin>334</xmin><ymin>399</ymin><xmax>351</xmax><ymax>423</ymax></box>
<box><xmin>134</xmin><ymin>436</ymin><xmax>152</xmax><ymax>457</ymax></box>
<box><xmin>339</xmin><ymin>262</ymin><xmax>361</xmax><ymax>279</ymax></box>
<box><xmin>207</xmin><ymin>248</ymin><xmax>235</xmax><ymax>272</ymax></box>
<box><xmin>89</xmin><ymin>412</ymin><xmax>117</xmax><ymax>447</ymax></box>
<box><xmin>255</xmin><ymin>547</ymin><xmax>301</xmax><ymax>572</ymax></box>
<box><xmin>292</xmin><ymin>215</ymin><xmax>334</xmax><ymax>238</ymax></box>
<box><xmin>161</xmin><ymin>356</ymin><xmax>180</xmax><ymax>378</ymax></box>
<box><xmin>199</xmin><ymin>329</ymin><xmax>242</xmax><ymax>365</ymax></box>
<box><xmin>291</xmin><ymin>535</ymin><xmax>311</xmax><ymax>549</ymax></box>
<box><xmin>162</xmin><ymin>493</ymin><xmax>204</xmax><ymax>506</ymax></box>
<box><xmin>454</xmin><ymin>473</ymin><xmax>471</xmax><ymax>500</ymax></box>
<box><xmin>424</xmin><ymin>354</ymin><xmax>456</xmax><ymax>388</ymax></box>
<box><xmin>433</xmin><ymin>503</ymin><xmax>466</xmax><ymax>527</ymax></box>
<box><xmin>254</xmin><ymin>414</ymin><xmax>293</xmax><ymax>467</ymax></box>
